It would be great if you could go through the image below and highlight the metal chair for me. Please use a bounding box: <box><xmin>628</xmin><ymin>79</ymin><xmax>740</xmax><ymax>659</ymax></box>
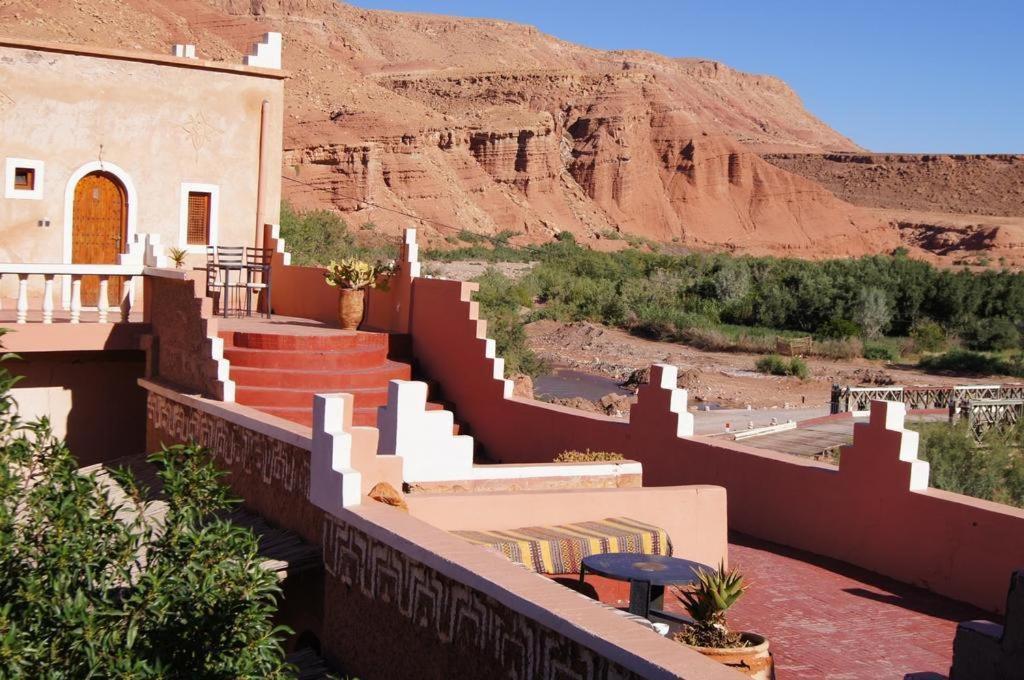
<box><xmin>216</xmin><ymin>246</ymin><xmax>246</xmax><ymax>317</ymax></box>
<box><xmin>245</xmin><ymin>247</ymin><xmax>273</xmax><ymax>319</ymax></box>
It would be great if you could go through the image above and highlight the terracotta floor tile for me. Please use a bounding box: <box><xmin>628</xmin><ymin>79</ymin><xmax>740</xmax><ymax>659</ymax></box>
<box><xmin>654</xmin><ymin>533</ymin><xmax>997</xmax><ymax>679</ymax></box>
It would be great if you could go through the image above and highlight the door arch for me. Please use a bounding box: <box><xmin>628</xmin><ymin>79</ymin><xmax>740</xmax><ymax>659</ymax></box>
<box><xmin>72</xmin><ymin>171</ymin><xmax>127</xmax><ymax>302</ymax></box>
<box><xmin>63</xmin><ymin>160</ymin><xmax>138</xmax><ymax>307</ymax></box>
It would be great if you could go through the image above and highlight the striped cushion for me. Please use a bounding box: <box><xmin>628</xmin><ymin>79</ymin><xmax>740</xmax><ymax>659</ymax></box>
<box><xmin>454</xmin><ymin>517</ymin><xmax>671</xmax><ymax>575</ymax></box>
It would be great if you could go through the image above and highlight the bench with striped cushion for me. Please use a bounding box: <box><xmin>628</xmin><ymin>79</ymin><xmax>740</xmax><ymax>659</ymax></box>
<box><xmin>454</xmin><ymin>516</ymin><xmax>671</xmax><ymax>575</ymax></box>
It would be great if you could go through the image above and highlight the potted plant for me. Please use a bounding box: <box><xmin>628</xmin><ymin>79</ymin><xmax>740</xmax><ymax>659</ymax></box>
<box><xmin>324</xmin><ymin>257</ymin><xmax>393</xmax><ymax>330</ymax></box>
<box><xmin>168</xmin><ymin>247</ymin><xmax>188</xmax><ymax>269</ymax></box>
<box><xmin>673</xmin><ymin>562</ymin><xmax>773</xmax><ymax>679</ymax></box>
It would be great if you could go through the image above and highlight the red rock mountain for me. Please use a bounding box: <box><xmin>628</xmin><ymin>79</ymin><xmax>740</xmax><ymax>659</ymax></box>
<box><xmin>0</xmin><ymin>0</ymin><xmax>906</xmax><ymax>255</ymax></box>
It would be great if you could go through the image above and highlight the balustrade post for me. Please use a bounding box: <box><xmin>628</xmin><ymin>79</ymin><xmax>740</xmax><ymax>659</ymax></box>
<box><xmin>16</xmin><ymin>274</ymin><xmax>28</xmax><ymax>324</ymax></box>
<box><xmin>120</xmin><ymin>276</ymin><xmax>134</xmax><ymax>322</ymax></box>
<box><xmin>42</xmin><ymin>274</ymin><xmax>55</xmax><ymax>324</ymax></box>
<box><xmin>97</xmin><ymin>276</ymin><xmax>109</xmax><ymax>323</ymax></box>
<box><xmin>70</xmin><ymin>275</ymin><xmax>83</xmax><ymax>323</ymax></box>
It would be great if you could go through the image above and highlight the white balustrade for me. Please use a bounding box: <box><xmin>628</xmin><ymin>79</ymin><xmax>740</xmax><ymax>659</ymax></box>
<box><xmin>0</xmin><ymin>264</ymin><xmax>145</xmax><ymax>324</ymax></box>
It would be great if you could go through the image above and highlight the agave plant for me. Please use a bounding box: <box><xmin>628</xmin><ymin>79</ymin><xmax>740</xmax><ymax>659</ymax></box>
<box><xmin>674</xmin><ymin>561</ymin><xmax>748</xmax><ymax>648</ymax></box>
<box><xmin>324</xmin><ymin>257</ymin><xmax>392</xmax><ymax>290</ymax></box>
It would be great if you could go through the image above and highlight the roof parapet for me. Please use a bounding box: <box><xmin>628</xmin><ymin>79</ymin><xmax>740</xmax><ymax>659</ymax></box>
<box><xmin>244</xmin><ymin>32</ymin><xmax>282</xmax><ymax>70</ymax></box>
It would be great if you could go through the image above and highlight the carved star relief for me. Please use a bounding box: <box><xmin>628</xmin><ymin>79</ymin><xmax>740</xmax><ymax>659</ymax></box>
<box><xmin>182</xmin><ymin>112</ymin><xmax>221</xmax><ymax>152</ymax></box>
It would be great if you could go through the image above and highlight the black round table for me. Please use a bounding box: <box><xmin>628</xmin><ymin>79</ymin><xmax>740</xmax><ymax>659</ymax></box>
<box><xmin>579</xmin><ymin>553</ymin><xmax>711</xmax><ymax>619</ymax></box>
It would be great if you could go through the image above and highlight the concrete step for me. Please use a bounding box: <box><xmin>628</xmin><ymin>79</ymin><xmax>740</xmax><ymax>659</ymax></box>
<box><xmin>224</xmin><ymin>346</ymin><xmax>387</xmax><ymax>370</ymax></box>
<box><xmin>235</xmin><ymin>385</ymin><xmax>389</xmax><ymax>409</ymax></box>
<box><xmin>230</xmin><ymin>361</ymin><xmax>412</xmax><ymax>389</ymax></box>
<box><xmin>220</xmin><ymin>329</ymin><xmax>388</xmax><ymax>352</ymax></box>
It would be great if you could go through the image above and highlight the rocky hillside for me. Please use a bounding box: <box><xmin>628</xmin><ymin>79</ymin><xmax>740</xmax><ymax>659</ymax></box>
<box><xmin>0</xmin><ymin>0</ymin><xmax>913</xmax><ymax>256</ymax></box>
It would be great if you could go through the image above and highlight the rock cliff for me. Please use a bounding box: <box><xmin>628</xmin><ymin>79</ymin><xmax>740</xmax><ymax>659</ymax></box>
<box><xmin>0</xmin><ymin>0</ymin><xmax>914</xmax><ymax>256</ymax></box>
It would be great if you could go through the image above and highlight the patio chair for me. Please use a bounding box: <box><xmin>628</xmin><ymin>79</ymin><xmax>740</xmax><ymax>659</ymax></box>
<box><xmin>216</xmin><ymin>246</ymin><xmax>247</xmax><ymax>317</ymax></box>
<box><xmin>245</xmin><ymin>247</ymin><xmax>273</xmax><ymax>319</ymax></box>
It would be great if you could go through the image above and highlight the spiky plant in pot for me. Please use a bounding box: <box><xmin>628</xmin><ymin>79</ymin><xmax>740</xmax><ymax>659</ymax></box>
<box><xmin>674</xmin><ymin>561</ymin><xmax>749</xmax><ymax>648</ymax></box>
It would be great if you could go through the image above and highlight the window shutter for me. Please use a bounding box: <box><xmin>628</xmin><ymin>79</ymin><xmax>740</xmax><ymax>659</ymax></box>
<box><xmin>186</xmin><ymin>192</ymin><xmax>211</xmax><ymax>245</ymax></box>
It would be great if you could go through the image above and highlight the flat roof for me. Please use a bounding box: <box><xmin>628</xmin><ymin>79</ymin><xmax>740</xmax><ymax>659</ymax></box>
<box><xmin>0</xmin><ymin>35</ymin><xmax>288</xmax><ymax>80</ymax></box>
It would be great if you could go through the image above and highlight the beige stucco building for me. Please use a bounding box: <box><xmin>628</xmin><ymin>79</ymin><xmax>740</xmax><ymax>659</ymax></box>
<box><xmin>0</xmin><ymin>35</ymin><xmax>285</xmax><ymax>303</ymax></box>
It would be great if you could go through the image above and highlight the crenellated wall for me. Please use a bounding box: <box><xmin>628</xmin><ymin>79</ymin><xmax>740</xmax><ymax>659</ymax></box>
<box><xmin>139</xmin><ymin>376</ymin><xmax>740</xmax><ymax>680</ymax></box>
<box><xmin>409</xmin><ymin>275</ymin><xmax>1024</xmax><ymax>613</ymax></box>
<box><xmin>143</xmin><ymin>270</ymin><xmax>234</xmax><ymax>401</ymax></box>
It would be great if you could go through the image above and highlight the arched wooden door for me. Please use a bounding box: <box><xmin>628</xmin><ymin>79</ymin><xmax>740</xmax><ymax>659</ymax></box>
<box><xmin>72</xmin><ymin>171</ymin><xmax>127</xmax><ymax>303</ymax></box>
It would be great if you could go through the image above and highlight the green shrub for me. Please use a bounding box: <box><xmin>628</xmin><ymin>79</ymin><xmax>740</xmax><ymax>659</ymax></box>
<box><xmin>816</xmin><ymin>317</ymin><xmax>861</xmax><ymax>340</ymax></box>
<box><xmin>964</xmin><ymin>316</ymin><xmax>1020</xmax><ymax>352</ymax></box>
<box><xmin>909</xmin><ymin>319</ymin><xmax>947</xmax><ymax>353</ymax></box>
<box><xmin>279</xmin><ymin>201</ymin><xmax>352</xmax><ymax>266</ymax></box>
<box><xmin>788</xmin><ymin>357</ymin><xmax>810</xmax><ymax>380</ymax></box>
<box><xmin>918</xmin><ymin>349</ymin><xmax>1024</xmax><ymax>377</ymax></box>
<box><xmin>910</xmin><ymin>421</ymin><xmax>1024</xmax><ymax>507</ymax></box>
<box><xmin>755</xmin><ymin>355</ymin><xmax>808</xmax><ymax>379</ymax></box>
<box><xmin>863</xmin><ymin>342</ymin><xmax>900</xmax><ymax>362</ymax></box>
<box><xmin>553</xmin><ymin>450</ymin><xmax>625</xmax><ymax>463</ymax></box>
<box><xmin>472</xmin><ymin>268</ymin><xmax>547</xmax><ymax>377</ymax></box>
<box><xmin>0</xmin><ymin>364</ymin><xmax>291</xmax><ymax>676</ymax></box>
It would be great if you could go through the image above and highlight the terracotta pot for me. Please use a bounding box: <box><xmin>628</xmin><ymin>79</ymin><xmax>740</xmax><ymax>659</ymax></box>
<box><xmin>338</xmin><ymin>288</ymin><xmax>366</xmax><ymax>330</ymax></box>
<box><xmin>688</xmin><ymin>633</ymin><xmax>773</xmax><ymax>680</ymax></box>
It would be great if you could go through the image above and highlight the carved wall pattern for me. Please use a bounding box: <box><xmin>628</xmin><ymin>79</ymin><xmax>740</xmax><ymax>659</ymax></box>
<box><xmin>321</xmin><ymin>514</ymin><xmax>643</xmax><ymax>680</ymax></box>
<box><xmin>147</xmin><ymin>391</ymin><xmax>308</xmax><ymax>496</ymax></box>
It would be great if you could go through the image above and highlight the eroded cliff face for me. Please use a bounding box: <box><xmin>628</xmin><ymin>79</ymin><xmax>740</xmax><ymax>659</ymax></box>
<box><xmin>1</xmin><ymin>0</ymin><xmax>904</xmax><ymax>256</ymax></box>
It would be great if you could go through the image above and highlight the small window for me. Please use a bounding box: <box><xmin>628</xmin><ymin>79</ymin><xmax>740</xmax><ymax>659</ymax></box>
<box><xmin>13</xmin><ymin>167</ymin><xmax>34</xmax><ymax>191</ymax></box>
<box><xmin>186</xmin><ymin>191</ymin><xmax>211</xmax><ymax>245</ymax></box>
<box><xmin>5</xmin><ymin>158</ymin><xmax>44</xmax><ymax>200</ymax></box>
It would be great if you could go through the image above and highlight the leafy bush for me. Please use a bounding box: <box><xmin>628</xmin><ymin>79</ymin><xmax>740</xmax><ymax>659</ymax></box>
<box><xmin>553</xmin><ymin>449</ymin><xmax>625</xmax><ymax>463</ymax></box>
<box><xmin>918</xmin><ymin>349</ymin><xmax>1024</xmax><ymax>377</ymax></box>
<box><xmin>0</xmin><ymin>366</ymin><xmax>290</xmax><ymax>676</ymax></box>
<box><xmin>280</xmin><ymin>201</ymin><xmax>397</xmax><ymax>266</ymax></box>
<box><xmin>909</xmin><ymin>319</ymin><xmax>947</xmax><ymax>353</ymax></box>
<box><xmin>472</xmin><ymin>268</ymin><xmax>546</xmax><ymax>377</ymax></box>
<box><xmin>910</xmin><ymin>421</ymin><xmax>1024</xmax><ymax>507</ymax></box>
<box><xmin>755</xmin><ymin>355</ymin><xmax>809</xmax><ymax>379</ymax></box>
<box><xmin>279</xmin><ymin>201</ymin><xmax>353</xmax><ymax>266</ymax></box>
<box><xmin>863</xmin><ymin>341</ymin><xmax>900</xmax><ymax>362</ymax></box>
<box><xmin>964</xmin><ymin>316</ymin><xmax>1020</xmax><ymax>352</ymax></box>
<box><xmin>816</xmin><ymin>317</ymin><xmax>861</xmax><ymax>340</ymax></box>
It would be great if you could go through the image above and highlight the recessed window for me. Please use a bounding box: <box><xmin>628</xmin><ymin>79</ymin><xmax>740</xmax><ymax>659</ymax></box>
<box><xmin>186</xmin><ymin>191</ymin><xmax>212</xmax><ymax>245</ymax></box>
<box><xmin>5</xmin><ymin>158</ymin><xmax>44</xmax><ymax>200</ymax></box>
<box><xmin>13</xmin><ymin>167</ymin><xmax>34</xmax><ymax>191</ymax></box>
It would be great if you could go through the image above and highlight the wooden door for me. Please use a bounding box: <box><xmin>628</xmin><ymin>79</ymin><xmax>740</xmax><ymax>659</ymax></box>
<box><xmin>72</xmin><ymin>172</ymin><xmax>126</xmax><ymax>304</ymax></box>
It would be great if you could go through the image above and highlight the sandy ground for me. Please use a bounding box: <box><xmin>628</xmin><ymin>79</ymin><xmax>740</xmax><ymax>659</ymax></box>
<box><xmin>525</xmin><ymin>319</ymin><xmax>1002</xmax><ymax>410</ymax></box>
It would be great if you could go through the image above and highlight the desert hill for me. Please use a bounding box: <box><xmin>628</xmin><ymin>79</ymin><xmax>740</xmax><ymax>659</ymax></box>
<box><xmin>2</xmin><ymin>0</ymin><xmax>1014</xmax><ymax>260</ymax></box>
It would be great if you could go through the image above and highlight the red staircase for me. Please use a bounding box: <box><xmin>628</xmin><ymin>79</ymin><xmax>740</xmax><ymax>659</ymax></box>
<box><xmin>221</xmin><ymin>329</ymin><xmax>412</xmax><ymax>427</ymax></box>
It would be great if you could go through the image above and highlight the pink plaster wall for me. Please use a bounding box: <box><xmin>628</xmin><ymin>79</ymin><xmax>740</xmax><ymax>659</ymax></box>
<box><xmin>143</xmin><ymin>272</ymin><xmax>231</xmax><ymax>400</ymax></box>
<box><xmin>405</xmin><ymin>485</ymin><xmax>728</xmax><ymax>570</ymax></box>
<box><xmin>263</xmin><ymin>225</ymin><xmax>416</xmax><ymax>332</ymax></box>
<box><xmin>409</xmin><ymin>277</ymin><xmax>1024</xmax><ymax>614</ymax></box>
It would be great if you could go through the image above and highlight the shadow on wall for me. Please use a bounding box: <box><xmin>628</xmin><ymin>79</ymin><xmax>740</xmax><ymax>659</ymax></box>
<box><xmin>10</xmin><ymin>350</ymin><xmax>147</xmax><ymax>466</ymax></box>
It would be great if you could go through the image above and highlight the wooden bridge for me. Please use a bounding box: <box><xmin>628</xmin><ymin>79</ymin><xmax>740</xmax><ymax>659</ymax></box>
<box><xmin>831</xmin><ymin>383</ymin><xmax>1024</xmax><ymax>414</ymax></box>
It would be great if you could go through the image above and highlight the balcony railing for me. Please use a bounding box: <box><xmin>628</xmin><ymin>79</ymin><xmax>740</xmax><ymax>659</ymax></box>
<box><xmin>0</xmin><ymin>264</ymin><xmax>144</xmax><ymax>324</ymax></box>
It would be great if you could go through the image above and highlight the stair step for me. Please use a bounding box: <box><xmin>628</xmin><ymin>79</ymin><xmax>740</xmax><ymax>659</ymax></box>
<box><xmin>236</xmin><ymin>385</ymin><xmax>389</xmax><ymax>409</ymax></box>
<box><xmin>230</xmin><ymin>361</ymin><xmax>412</xmax><ymax>389</ymax></box>
<box><xmin>260</xmin><ymin>405</ymin><xmax>379</xmax><ymax>428</ymax></box>
<box><xmin>220</xmin><ymin>330</ymin><xmax>388</xmax><ymax>352</ymax></box>
<box><xmin>224</xmin><ymin>346</ymin><xmax>387</xmax><ymax>370</ymax></box>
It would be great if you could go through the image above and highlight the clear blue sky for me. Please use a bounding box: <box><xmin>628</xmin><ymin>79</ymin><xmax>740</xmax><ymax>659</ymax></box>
<box><xmin>350</xmin><ymin>1</ymin><xmax>1022</xmax><ymax>153</ymax></box>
